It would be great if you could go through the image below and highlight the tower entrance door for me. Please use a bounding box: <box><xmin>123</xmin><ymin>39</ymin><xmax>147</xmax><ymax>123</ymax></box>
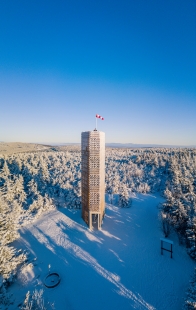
<box><xmin>89</xmin><ymin>211</ymin><xmax>101</xmax><ymax>230</ymax></box>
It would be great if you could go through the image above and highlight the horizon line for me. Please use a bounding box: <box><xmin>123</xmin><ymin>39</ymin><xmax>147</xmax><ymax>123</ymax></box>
<box><xmin>1</xmin><ymin>141</ymin><xmax>195</xmax><ymax>148</ymax></box>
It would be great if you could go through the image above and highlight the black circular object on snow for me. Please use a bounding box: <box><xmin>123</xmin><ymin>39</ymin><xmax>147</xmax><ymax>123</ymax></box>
<box><xmin>44</xmin><ymin>273</ymin><xmax>61</xmax><ymax>288</ymax></box>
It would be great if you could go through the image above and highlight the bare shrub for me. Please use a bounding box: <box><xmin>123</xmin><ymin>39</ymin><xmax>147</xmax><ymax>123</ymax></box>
<box><xmin>20</xmin><ymin>289</ymin><xmax>55</xmax><ymax>310</ymax></box>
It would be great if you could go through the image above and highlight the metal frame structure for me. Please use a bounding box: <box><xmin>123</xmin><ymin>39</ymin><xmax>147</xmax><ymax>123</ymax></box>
<box><xmin>160</xmin><ymin>238</ymin><xmax>173</xmax><ymax>258</ymax></box>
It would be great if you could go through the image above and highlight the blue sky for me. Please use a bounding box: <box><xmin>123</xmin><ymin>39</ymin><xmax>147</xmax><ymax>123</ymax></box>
<box><xmin>0</xmin><ymin>0</ymin><xmax>196</xmax><ymax>144</ymax></box>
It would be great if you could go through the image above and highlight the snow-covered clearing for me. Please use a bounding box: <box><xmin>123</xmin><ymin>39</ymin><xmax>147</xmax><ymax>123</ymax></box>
<box><xmin>10</xmin><ymin>194</ymin><xmax>195</xmax><ymax>310</ymax></box>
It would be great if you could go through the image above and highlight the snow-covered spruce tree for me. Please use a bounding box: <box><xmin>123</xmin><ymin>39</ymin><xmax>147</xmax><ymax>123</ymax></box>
<box><xmin>186</xmin><ymin>217</ymin><xmax>196</xmax><ymax>259</ymax></box>
<box><xmin>184</xmin><ymin>268</ymin><xmax>196</xmax><ymax>310</ymax></box>
<box><xmin>0</xmin><ymin>177</ymin><xmax>15</xmax><ymax>204</ymax></box>
<box><xmin>0</xmin><ymin>278</ymin><xmax>13</xmax><ymax>309</ymax></box>
<box><xmin>66</xmin><ymin>186</ymin><xmax>81</xmax><ymax>209</ymax></box>
<box><xmin>73</xmin><ymin>180</ymin><xmax>82</xmax><ymax>209</ymax></box>
<box><xmin>0</xmin><ymin>246</ymin><xmax>27</xmax><ymax>284</ymax></box>
<box><xmin>0</xmin><ymin>196</ymin><xmax>27</xmax><ymax>285</ymax></box>
<box><xmin>162</xmin><ymin>149</ymin><xmax>196</xmax><ymax>248</ymax></box>
<box><xmin>160</xmin><ymin>211</ymin><xmax>172</xmax><ymax>238</ymax></box>
<box><xmin>118</xmin><ymin>185</ymin><xmax>131</xmax><ymax>208</ymax></box>
<box><xmin>13</xmin><ymin>175</ymin><xmax>27</xmax><ymax>204</ymax></box>
<box><xmin>108</xmin><ymin>193</ymin><xmax>114</xmax><ymax>204</ymax></box>
<box><xmin>27</xmin><ymin>179</ymin><xmax>38</xmax><ymax>198</ymax></box>
<box><xmin>0</xmin><ymin>160</ymin><xmax>10</xmax><ymax>179</ymax></box>
<box><xmin>137</xmin><ymin>182</ymin><xmax>150</xmax><ymax>194</ymax></box>
<box><xmin>0</xmin><ymin>206</ymin><xmax>19</xmax><ymax>246</ymax></box>
<box><xmin>0</xmin><ymin>164</ymin><xmax>27</xmax><ymax>305</ymax></box>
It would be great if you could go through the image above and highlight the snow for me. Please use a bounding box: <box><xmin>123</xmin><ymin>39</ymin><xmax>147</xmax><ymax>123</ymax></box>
<box><xmin>10</xmin><ymin>194</ymin><xmax>195</xmax><ymax>310</ymax></box>
<box><xmin>160</xmin><ymin>238</ymin><xmax>173</xmax><ymax>244</ymax></box>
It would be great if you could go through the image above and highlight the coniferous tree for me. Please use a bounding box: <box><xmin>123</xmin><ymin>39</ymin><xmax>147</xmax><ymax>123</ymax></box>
<box><xmin>118</xmin><ymin>185</ymin><xmax>131</xmax><ymax>208</ymax></box>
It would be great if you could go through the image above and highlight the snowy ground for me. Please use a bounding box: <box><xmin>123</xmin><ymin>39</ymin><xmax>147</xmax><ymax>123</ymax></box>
<box><xmin>10</xmin><ymin>194</ymin><xmax>195</xmax><ymax>310</ymax></box>
<box><xmin>0</xmin><ymin>142</ymin><xmax>49</xmax><ymax>154</ymax></box>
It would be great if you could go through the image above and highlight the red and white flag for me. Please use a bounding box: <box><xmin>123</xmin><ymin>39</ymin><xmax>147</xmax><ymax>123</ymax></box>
<box><xmin>96</xmin><ymin>114</ymin><xmax>104</xmax><ymax>120</ymax></box>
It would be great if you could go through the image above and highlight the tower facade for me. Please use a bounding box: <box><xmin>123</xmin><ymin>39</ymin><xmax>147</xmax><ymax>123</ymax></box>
<box><xmin>81</xmin><ymin>130</ymin><xmax>105</xmax><ymax>229</ymax></box>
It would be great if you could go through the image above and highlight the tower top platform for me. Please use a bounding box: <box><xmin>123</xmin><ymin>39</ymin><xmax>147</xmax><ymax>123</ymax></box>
<box><xmin>82</xmin><ymin>130</ymin><xmax>105</xmax><ymax>133</ymax></box>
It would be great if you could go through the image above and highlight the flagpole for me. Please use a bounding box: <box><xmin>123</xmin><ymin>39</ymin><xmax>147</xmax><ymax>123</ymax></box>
<box><xmin>96</xmin><ymin>116</ymin><xmax>97</xmax><ymax>130</ymax></box>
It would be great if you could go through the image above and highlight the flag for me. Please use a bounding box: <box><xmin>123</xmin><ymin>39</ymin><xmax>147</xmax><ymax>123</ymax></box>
<box><xmin>96</xmin><ymin>114</ymin><xmax>104</xmax><ymax>120</ymax></box>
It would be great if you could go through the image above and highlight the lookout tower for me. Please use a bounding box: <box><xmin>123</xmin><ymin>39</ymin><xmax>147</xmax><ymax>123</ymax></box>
<box><xmin>81</xmin><ymin>130</ymin><xmax>105</xmax><ymax>229</ymax></box>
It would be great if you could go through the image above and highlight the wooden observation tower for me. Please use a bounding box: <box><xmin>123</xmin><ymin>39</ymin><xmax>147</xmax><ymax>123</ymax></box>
<box><xmin>81</xmin><ymin>130</ymin><xmax>105</xmax><ymax>229</ymax></box>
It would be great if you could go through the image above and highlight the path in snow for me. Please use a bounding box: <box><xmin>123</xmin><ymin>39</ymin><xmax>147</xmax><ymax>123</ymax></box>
<box><xmin>11</xmin><ymin>194</ymin><xmax>195</xmax><ymax>309</ymax></box>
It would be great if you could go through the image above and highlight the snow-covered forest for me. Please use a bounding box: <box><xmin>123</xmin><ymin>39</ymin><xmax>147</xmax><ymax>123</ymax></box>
<box><xmin>0</xmin><ymin>147</ymin><xmax>196</xmax><ymax>309</ymax></box>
